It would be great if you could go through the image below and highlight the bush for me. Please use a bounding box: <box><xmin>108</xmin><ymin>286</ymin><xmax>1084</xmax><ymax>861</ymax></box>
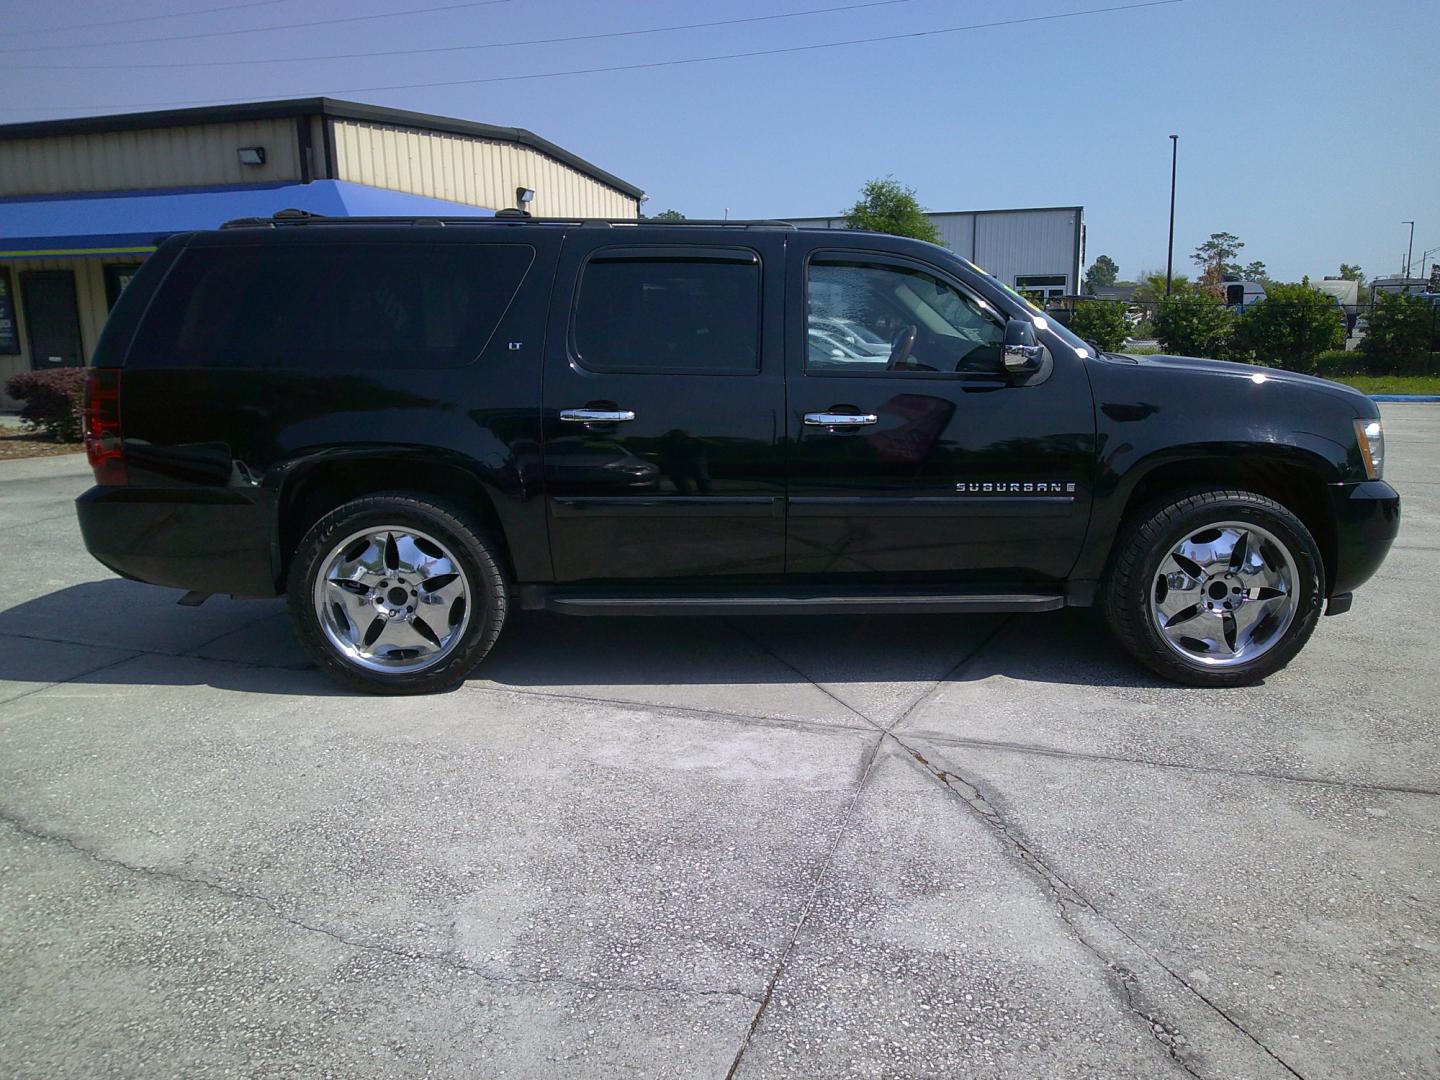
<box><xmin>1363</xmin><ymin>293</ymin><xmax>1438</xmax><ymax>374</ymax></box>
<box><xmin>1230</xmin><ymin>282</ymin><xmax>1345</xmax><ymax>372</ymax></box>
<box><xmin>1312</xmin><ymin>349</ymin><xmax>1365</xmax><ymax>378</ymax></box>
<box><xmin>1066</xmin><ymin>301</ymin><xmax>1130</xmax><ymax>352</ymax></box>
<box><xmin>4</xmin><ymin>367</ymin><xmax>86</xmax><ymax>442</ymax></box>
<box><xmin>1153</xmin><ymin>293</ymin><xmax>1234</xmax><ymax>358</ymax></box>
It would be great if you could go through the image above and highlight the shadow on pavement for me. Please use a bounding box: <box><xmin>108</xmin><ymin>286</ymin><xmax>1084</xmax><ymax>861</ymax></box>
<box><xmin>0</xmin><ymin>579</ymin><xmax>1167</xmax><ymax>694</ymax></box>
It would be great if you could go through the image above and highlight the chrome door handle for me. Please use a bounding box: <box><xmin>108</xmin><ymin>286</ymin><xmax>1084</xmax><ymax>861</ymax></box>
<box><xmin>560</xmin><ymin>408</ymin><xmax>636</xmax><ymax>423</ymax></box>
<box><xmin>804</xmin><ymin>412</ymin><xmax>878</xmax><ymax>426</ymax></box>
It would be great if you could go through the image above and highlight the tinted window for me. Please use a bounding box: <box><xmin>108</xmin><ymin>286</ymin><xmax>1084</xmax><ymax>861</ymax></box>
<box><xmin>573</xmin><ymin>254</ymin><xmax>760</xmax><ymax>374</ymax></box>
<box><xmin>807</xmin><ymin>257</ymin><xmax>1004</xmax><ymax>374</ymax></box>
<box><xmin>130</xmin><ymin>242</ymin><xmax>533</xmax><ymax>370</ymax></box>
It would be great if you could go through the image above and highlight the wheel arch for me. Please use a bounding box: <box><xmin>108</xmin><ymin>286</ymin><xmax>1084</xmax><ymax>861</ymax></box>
<box><xmin>271</xmin><ymin>451</ymin><xmax>528</xmax><ymax>591</ymax></box>
<box><xmin>1084</xmin><ymin>447</ymin><xmax>1340</xmax><ymax>595</ymax></box>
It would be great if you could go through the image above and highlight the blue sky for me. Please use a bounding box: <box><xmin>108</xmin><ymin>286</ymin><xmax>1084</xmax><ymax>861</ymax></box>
<box><xmin>2</xmin><ymin>0</ymin><xmax>1436</xmax><ymax>283</ymax></box>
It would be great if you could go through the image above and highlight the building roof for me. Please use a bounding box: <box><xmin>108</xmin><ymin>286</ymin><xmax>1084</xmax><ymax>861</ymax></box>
<box><xmin>0</xmin><ymin>97</ymin><xmax>643</xmax><ymax>199</ymax></box>
<box><xmin>783</xmin><ymin>205</ymin><xmax>1084</xmax><ymax>222</ymax></box>
<box><xmin>0</xmin><ymin>179</ymin><xmax>496</xmax><ymax>258</ymax></box>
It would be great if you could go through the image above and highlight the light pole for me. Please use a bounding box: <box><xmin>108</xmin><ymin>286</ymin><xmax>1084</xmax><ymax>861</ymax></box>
<box><xmin>1165</xmin><ymin>135</ymin><xmax>1178</xmax><ymax>297</ymax></box>
<box><xmin>1421</xmin><ymin>245</ymin><xmax>1440</xmax><ymax>282</ymax></box>
<box><xmin>1403</xmin><ymin>221</ymin><xmax>1415</xmax><ymax>277</ymax></box>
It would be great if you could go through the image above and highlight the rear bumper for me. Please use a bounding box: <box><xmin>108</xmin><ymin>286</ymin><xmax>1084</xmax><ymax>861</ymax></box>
<box><xmin>76</xmin><ymin>486</ymin><xmax>280</xmax><ymax>597</ymax></box>
<box><xmin>1327</xmin><ymin>480</ymin><xmax>1400</xmax><ymax>597</ymax></box>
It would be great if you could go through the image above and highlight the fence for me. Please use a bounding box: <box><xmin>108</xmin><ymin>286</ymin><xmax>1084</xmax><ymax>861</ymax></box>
<box><xmin>1041</xmin><ymin>295</ymin><xmax>1440</xmax><ymax>375</ymax></box>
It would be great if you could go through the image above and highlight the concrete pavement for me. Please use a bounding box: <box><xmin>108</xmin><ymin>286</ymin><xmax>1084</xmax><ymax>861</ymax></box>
<box><xmin>0</xmin><ymin>405</ymin><xmax>1436</xmax><ymax>1079</ymax></box>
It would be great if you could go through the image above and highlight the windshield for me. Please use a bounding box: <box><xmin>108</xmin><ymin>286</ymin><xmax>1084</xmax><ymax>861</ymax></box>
<box><xmin>957</xmin><ymin>257</ymin><xmax>1094</xmax><ymax>356</ymax></box>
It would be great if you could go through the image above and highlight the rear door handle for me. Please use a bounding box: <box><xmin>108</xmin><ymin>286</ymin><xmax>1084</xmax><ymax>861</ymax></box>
<box><xmin>560</xmin><ymin>409</ymin><xmax>636</xmax><ymax>423</ymax></box>
<box><xmin>804</xmin><ymin>412</ymin><xmax>878</xmax><ymax>426</ymax></box>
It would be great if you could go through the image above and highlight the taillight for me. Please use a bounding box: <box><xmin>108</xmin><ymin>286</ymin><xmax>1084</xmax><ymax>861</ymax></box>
<box><xmin>84</xmin><ymin>369</ymin><xmax>126</xmax><ymax>485</ymax></box>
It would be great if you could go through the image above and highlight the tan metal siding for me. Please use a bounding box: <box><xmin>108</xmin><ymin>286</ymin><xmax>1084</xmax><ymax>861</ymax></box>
<box><xmin>0</xmin><ymin>256</ymin><xmax>136</xmax><ymax>408</ymax></box>
<box><xmin>0</xmin><ymin>119</ymin><xmax>302</xmax><ymax>196</ymax></box>
<box><xmin>331</xmin><ymin>119</ymin><xmax>638</xmax><ymax>218</ymax></box>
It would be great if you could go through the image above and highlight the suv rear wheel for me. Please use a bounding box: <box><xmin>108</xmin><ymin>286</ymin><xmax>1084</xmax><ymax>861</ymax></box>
<box><xmin>1102</xmin><ymin>488</ymin><xmax>1323</xmax><ymax>686</ymax></box>
<box><xmin>287</xmin><ymin>494</ymin><xmax>507</xmax><ymax>694</ymax></box>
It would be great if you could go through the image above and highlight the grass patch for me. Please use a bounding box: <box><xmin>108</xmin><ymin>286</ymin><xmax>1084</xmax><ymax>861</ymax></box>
<box><xmin>1322</xmin><ymin>374</ymin><xmax>1440</xmax><ymax>395</ymax></box>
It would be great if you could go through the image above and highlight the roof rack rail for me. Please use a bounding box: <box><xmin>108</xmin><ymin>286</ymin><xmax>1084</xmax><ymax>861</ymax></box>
<box><xmin>218</xmin><ymin>212</ymin><xmax>798</xmax><ymax>231</ymax></box>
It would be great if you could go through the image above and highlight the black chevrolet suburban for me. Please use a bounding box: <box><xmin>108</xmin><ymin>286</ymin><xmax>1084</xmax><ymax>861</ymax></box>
<box><xmin>77</xmin><ymin>216</ymin><xmax>1400</xmax><ymax>694</ymax></box>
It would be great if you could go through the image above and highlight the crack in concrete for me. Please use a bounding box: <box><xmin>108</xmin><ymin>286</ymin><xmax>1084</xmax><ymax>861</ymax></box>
<box><xmin>0</xmin><ymin>648</ymin><xmax>146</xmax><ymax>709</ymax></box>
<box><xmin>0</xmin><ymin>812</ymin><xmax>760</xmax><ymax>1007</ymax></box>
<box><xmin>723</xmin><ymin>731</ymin><xmax>886</xmax><ymax>1080</ymax></box>
<box><xmin>892</xmin><ymin>734</ymin><xmax>1311</xmax><ymax>1080</ymax></box>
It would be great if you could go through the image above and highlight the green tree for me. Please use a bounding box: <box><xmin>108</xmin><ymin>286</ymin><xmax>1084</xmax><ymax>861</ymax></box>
<box><xmin>1192</xmin><ymin>232</ymin><xmax>1244</xmax><ymax>286</ymax></box>
<box><xmin>1083</xmin><ymin>255</ymin><xmax>1119</xmax><ymax>294</ymax></box>
<box><xmin>1131</xmin><ymin>271</ymin><xmax>1192</xmax><ymax>305</ymax></box>
<box><xmin>1362</xmin><ymin>292</ymin><xmax>1438</xmax><ymax>373</ymax></box>
<box><xmin>1154</xmin><ymin>292</ymin><xmax>1235</xmax><ymax>357</ymax></box>
<box><xmin>646</xmin><ymin>208</ymin><xmax>687</xmax><ymax>221</ymax></box>
<box><xmin>842</xmin><ymin>178</ymin><xmax>941</xmax><ymax>243</ymax></box>
<box><xmin>1338</xmin><ymin>263</ymin><xmax>1366</xmax><ymax>284</ymax></box>
<box><xmin>1230</xmin><ymin>282</ymin><xmax>1344</xmax><ymax>371</ymax></box>
<box><xmin>1241</xmin><ymin>260</ymin><xmax>1268</xmax><ymax>281</ymax></box>
<box><xmin>1068</xmin><ymin>301</ymin><xmax>1129</xmax><ymax>351</ymax></box>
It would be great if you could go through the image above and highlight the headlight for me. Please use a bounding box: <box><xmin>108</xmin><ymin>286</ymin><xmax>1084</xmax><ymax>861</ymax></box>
<box><xmin>1353</xmin><ymin>418</ymin><xmax>1384</xmax><ymax>480</ymax></box>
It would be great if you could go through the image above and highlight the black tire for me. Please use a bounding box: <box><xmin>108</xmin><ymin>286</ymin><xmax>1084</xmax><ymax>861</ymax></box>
<box><xmin>286</xmin><ymin>494</ymin><xmax>508</xmax><ymax>695</ymax></box>
<box><xmin>1101</xmin><ymin>488</ymin><xmax>1324</xmax><ymax>687</ymax></box>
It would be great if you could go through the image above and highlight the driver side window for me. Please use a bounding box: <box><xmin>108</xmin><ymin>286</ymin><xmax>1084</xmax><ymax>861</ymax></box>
<box><xmin>806</xmin><ymin>256</ymin><xmax>1004</xmax><ymax>374</ymax></box>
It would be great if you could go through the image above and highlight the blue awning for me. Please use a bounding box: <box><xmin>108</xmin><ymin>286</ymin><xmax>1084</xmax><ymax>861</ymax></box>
<box><xmin>0</xmin><ymin>180</ymin><xmax>496</xmax><ymax>257</ymax></box>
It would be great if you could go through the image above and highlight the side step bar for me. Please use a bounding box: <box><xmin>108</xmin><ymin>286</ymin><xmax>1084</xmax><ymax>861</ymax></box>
<box><xmin>519</xmin><ymin>586</ymin><xmax>1064</xmax><ymax>617</ymax></box>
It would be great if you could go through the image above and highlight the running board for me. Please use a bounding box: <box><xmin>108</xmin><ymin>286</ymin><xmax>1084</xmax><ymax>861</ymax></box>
<box><xmin>520</xmin><ymin>586</ymin><xmax>1063</xmax><ymax>617</ymax></box>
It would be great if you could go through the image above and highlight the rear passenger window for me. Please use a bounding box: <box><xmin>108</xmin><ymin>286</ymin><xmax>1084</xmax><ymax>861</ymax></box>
<box><xmin>573</xmin><ymin>252</ymin><xmax>760</xmax><ymax>374</ymax></box>
<box><xmin>129</xmin><ymin>242</ymin><xmax>533</xmax><ymax>370</ymax></box>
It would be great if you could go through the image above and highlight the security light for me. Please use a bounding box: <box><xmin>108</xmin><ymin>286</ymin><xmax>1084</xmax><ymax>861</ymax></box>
<box><xmin>237</xmin><ymin>146</ymin><xmax>266</xmax><ymax>167</ymax></box>
<box><xmin>515</xmin><ymin>186</ymin><xmax>535</xmax><ymax>205</ymax></box>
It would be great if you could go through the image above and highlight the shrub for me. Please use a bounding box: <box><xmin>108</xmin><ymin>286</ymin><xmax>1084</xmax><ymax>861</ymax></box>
<box><xmin>1229</xmin><ymin>282</ymin><xmax>1344</xmax><ymax>372</ymax></box>
<box><xmin>1363</xmin><ymin>293</ymin><xmax>1438</xmax><ymax>374</ymax></box>
<box><xmin>1312</xmin><ymin>349</ymin><xmax>1364</xmax><ymax>378</ymax></box>
<box><xmin>4</xmin><ymin>367</ymin><xmax>86</xmax><ymax>442</ymax></box>
<box><xmin>1153</xmin><ymin>293</ymin><xmax>1234</xmax><ymax>358</ymax></box>
<box><xmin>1066</xmin><ymin>301</ymin><xmax>1130</xmax><ymax>352</ymax></box>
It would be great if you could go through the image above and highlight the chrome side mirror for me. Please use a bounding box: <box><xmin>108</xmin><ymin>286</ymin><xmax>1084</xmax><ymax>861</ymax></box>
<box><xmin>1002</xmin><ymin>318</ymin><xmax>1044</xmax><ymax>374</ymax></box>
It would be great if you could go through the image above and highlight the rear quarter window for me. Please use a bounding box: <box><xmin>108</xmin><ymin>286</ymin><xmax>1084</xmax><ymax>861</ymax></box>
<box><xmin>128</xmin><ymin>241</ymin><xmax>534</xmax><ymax>370</ymax></box>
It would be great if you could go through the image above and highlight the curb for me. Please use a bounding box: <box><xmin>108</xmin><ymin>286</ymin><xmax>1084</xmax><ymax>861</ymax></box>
<box><xmin>1369</xmin><ymin>395</ymin><xmax>1440</xmax><ymax>402</ymax></box>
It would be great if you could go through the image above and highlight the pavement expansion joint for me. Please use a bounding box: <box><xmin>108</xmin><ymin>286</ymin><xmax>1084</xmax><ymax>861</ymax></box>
<box><xmin>903</xmin><ymin>730</ymin><xmax>1440</xmax><ymax>798</ymax></box>
<box><xmin>462</xmin><ymin>681</ymin><xmax>873</xmax><ymax>737</ymax></box>
<box><xmin>722</xmin><ymin>619</ymin><xmax>883</xmax><ymax>731</ymax></box>
<box><xmin>890</xmin><ymin>732</ymin><xmax>1314</xmax><ymax>1080</ymax></box>
<box><xmin>0</xmin><ymin>812</ymin><xmax>761</xmax><ymax>1007</ymax></box>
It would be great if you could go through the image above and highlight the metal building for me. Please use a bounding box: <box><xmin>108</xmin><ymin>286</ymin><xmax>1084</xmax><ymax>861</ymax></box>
<box><xmin>0</xmin><ymin>98</ymin><xmax>643</xmax><ymax>406</ymax></box>
<box><xmin>784</xmin><ymin>206</ymin><xmax>1086</xmax><ymax>302</ymax></box>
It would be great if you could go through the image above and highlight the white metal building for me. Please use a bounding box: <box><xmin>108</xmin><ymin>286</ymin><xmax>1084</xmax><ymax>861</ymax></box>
<box><xmin>784</xmin><ymin>206</ymin><xmax>1086</xmax><ymax>301</ymax></box>
<box><xmin>0</xmin><ymin>98</ymin><xmax>644</xmax><ymax>407</ymax></box>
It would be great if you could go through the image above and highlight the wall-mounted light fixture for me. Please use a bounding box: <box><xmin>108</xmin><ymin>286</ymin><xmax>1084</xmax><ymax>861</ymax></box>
<box><xmin>237</xmin><ymin>146</ymin><xmax>267</xmax><ymax>167</ymax></box>
<box><xmin>515</xmin><ymin>186</ymin><xmax>535</xmax><ymax>206</ymax></box>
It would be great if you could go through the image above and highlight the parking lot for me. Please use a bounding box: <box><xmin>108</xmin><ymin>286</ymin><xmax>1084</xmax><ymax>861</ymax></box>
<box><xmin>0</xmin><ymin>404</ymin><xmax>1434</xmax><ymax>1079</ymax></box>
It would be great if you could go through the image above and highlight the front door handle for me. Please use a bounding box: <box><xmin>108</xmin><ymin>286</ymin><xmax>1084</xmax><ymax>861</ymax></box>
<box><xmin>560</xmin><ymin>408</ymin><xmax>636</xmax><ymax>423</ymax></box>
<box><xmin>804</xmin><ymin>412</ymin><xmax>878</xmax><ymax>427</ymax></box>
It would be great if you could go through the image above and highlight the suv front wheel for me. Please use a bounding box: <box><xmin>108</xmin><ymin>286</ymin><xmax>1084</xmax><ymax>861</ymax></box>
<box><xmin>1102</xmin><ymin>488</ymin><xmax>1324</xmax><ymax>686</ymax></box>
<box><xmin>287</xmin><ymin>494</ymin><xmax>508</xmax><ymax>694</ymax></box>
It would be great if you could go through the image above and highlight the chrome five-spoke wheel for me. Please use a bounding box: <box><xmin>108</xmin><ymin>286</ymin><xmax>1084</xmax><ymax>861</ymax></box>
<box><xmin>1150</xmin><ymin>520</ymin><xmax>1297</xmax><ymax>668</ymax></box>
<box><xmin>312</xmin><ymin>526</ymin><xmax>472</xmax><ymax>674</ymax></box>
